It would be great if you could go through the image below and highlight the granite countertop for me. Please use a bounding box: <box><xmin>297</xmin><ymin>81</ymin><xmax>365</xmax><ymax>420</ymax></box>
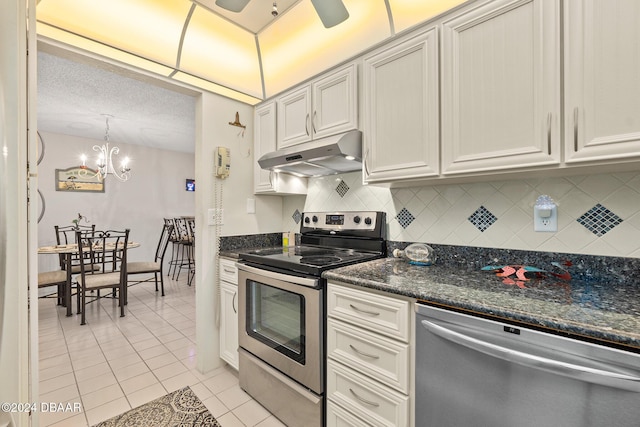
<box><xmin>323</xmin><ymin>258</ymin><xmax>640</xmax><ymax>351</ymax></box>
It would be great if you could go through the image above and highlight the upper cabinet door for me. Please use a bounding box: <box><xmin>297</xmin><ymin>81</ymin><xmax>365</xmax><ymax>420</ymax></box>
<box><xmin>254</xmin><ymin>101</ymin><xmax>277</xmax><ymax>193</ymax></box>
<box><xmin>312</xmin><ymin>64</ymin><xmax>358</xmax><ymax>139</ymax></box>
<box><xmin>362</xmin><ymin>27</ymin><xmax>440</xmax><ymax>183</ymax></box>
<box><xmin>277</xmin><ymin>85</ymin><xmax>312</xmax><ymax>149</ymax></box>
<box><xmin>441</xmin><ymin>0</ymin><xmax>561</xmax><ymax>175</ymax></box>
<box><xmin>565</xmin><ymin>0</ymin><xmax>640</xmax><ymax>163</ymax></box>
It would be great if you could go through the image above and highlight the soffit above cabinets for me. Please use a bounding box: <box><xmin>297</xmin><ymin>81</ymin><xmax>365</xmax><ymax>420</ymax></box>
<box><xmin>36</xmin><ymin>0</ymin><xmax>468</xmax><ymax>104</ymax></box>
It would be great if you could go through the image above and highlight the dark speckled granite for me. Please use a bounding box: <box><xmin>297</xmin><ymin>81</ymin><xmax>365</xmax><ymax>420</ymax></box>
<box><xmin>219</xmin><ymin>233</ymin><xmax>284</xmax><ymax>258</ymax></box>
<box><xmin>217</xmin><ymin>236</ymin><xmax>640</xmax><ymax>350</ymax></box>
<box><xmin>387</xmin><ymin>242</ymin><xmax>640</xmax><ymax>283</ymax></box>
<box><xmin>323</xmin><ymin>257</ymin><xmax>640</xmax><ymax>351</ymax></box>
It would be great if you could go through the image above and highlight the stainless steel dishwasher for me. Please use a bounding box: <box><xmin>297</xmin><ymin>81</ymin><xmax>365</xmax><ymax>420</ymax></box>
<box><xmin>415</xmin><ymin>304</ymin><xmax>640</xmax><ymax>427</ymax></box>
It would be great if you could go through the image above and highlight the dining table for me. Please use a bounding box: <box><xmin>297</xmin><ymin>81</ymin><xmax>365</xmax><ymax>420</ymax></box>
<box><xmin>38</xmin><ymin>241</ymin><xmax>140</xmax><ymax>316</ymax></box>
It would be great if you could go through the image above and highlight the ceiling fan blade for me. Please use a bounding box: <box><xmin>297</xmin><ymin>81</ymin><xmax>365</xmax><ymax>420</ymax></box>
<box><xmin>310</xmin><ymin>0</ymin><xmax>349</xmax><ymax>28</ymax></box>
<box><xmin>215</xmin><ymin>0</ymin><xmax>251</xmax><ymax>13</ymax></box>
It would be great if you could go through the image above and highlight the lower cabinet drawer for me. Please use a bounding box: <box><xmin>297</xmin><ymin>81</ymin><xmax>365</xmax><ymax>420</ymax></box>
<box><xmin>327</xmin><ymin>359</ymin><xmax>409</xmax><ymax>427</ymax></box>
<box><xmin>219</xmin><ymin>258</ymin><xmax>238</xmax><ymax>283</ymax></box>
<box><xmin>326</xmin><ymin>400</ymin><xmax>372</xmax><ymax>427</ymax></box>
<box><xmin>327</xmin><ymin>318</ymin><xmax>410</xmax><ymax>393</ymax></box>
<box><xmin>327</xmin><ymin>282</ymin><xmax>411</xmax><ymax>342</ymax></box>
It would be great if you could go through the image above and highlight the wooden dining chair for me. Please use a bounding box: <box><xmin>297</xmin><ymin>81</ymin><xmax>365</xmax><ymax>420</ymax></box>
<box><xmin>76</xmin><ymin>229</ymin><xmax>130</xmax><ymax>325</ymax></box>
<box><xmin>127</xmin><ymin>223</ymin><xmax>174</xmax><ymax>297</ymax></box>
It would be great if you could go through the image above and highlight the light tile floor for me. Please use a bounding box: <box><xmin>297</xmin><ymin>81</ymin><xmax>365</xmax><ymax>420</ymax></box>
<box><xmin>37</xmin><ymin>275</ymin><xmax>286</xmax><ymax>427</ymax></box>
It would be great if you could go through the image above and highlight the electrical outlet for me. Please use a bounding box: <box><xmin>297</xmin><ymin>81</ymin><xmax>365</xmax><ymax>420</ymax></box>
<box><xmin>534</xmin><ymin>206</ymin><xmax>557</xmax><ymax>232</ymax></box>
<box><xmin>207</xmin><ymin>208</ymin><xmax>224</xmax><ymax>226</ymax></box>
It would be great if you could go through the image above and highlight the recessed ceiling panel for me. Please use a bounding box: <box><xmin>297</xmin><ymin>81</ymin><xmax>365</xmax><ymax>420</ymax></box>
<box><xmin>37</xmin><ymin>0</ymin><xmax>190</xmax><ymax>67</ymax></box>
<box><xmin>259</xmin><ymin>0</ymin><xmax>390</xmax><ymax>97</ymax></box>
<box><xmin>172</xmin><ymin>72</ymin><xmax>262</xmax><ymax>105</ymax></box>
<box><xmin>38</xmin><ymin>23</ymin><xmax>176</xmax><ymax>77</ymax></box>
<box><xmin>389</xmin><ymin>0</ymin><xmax>468</xmax><ymax>33</ymax></box>
<box><xmin>180</xmin><ymin>7</ymin><xmax>263</xmax><ymax>99</ymax></box>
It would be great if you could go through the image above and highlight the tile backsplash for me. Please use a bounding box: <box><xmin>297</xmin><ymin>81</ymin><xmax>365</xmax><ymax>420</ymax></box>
<box><xmin>282</xmin><ymin>171</ymin><xmax>640</xmax><ymax>258</ymax></box>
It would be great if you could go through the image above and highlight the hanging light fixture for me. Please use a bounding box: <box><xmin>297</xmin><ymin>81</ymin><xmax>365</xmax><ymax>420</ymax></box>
<box><xmin>213</xmin><ymin>0</ymin><xmax>348</xmax><ymax>27</ymax></box>
<box><xmin>80</xmin><ymin>115</ymin><xmax>131</xmax><ymax>182</ymax></box>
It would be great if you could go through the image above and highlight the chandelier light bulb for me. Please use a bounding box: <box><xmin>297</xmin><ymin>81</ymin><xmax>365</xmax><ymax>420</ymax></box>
<box><xmin>78</xmin><ymin>115</ymin><xmax>132</xmax><ymax>182</ymax></box>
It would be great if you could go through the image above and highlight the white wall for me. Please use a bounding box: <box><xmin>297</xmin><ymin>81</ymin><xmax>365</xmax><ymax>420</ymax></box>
<box><xmin>36</xmin><ymin>131</ymin><xmax>195</xmax><ymax>272</ymax></box>
<box><xmin>195</xmin><ymin>91</ymin><xmax>283</xmax><ymax>373</ymax></box>
<box><xmin>0</xmin><ymin>0</ymin><xmax>30</xmax><ymax>425</ymax></box>
<box><xmin>291</xmin><ymin>171</ymin><xmax>640</xmax><ymax>258</ymax></box>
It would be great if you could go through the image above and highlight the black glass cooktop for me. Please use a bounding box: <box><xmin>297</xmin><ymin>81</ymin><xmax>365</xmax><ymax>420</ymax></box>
<box><xmin>239</xmin><ymin>245</ymin><xmax>383</xmax><ymax>276</ymax></box>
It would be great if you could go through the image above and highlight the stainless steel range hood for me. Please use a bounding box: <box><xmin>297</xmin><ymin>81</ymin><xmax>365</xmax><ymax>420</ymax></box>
<box><xmin>258</xmin><ymin>130</ymin><xmax>362</xmax><ymax>177</ymax></box>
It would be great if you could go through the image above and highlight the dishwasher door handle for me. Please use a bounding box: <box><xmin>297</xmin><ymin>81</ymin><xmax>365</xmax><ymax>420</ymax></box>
<box><xmin>421</xmin><ymin>319</ymin><xmax>640</xmax><ymax>392</ymax></box>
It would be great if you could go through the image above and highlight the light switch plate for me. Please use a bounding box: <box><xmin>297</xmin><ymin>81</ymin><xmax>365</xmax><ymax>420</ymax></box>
<box><xmin>247</xmin><ymin>198</ymin><xmax>255</xmax><ymax>214</ymax></box>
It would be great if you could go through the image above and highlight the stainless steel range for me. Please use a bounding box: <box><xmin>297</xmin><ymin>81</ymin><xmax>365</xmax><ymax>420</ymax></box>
<box><xmin>237</xmin><ymin>211</ymin><xmax>386</xmax><ymax>427</ymax></box>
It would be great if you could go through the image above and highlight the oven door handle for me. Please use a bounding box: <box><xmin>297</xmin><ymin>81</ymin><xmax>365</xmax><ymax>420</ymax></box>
<box><xmin>237</xmin><ymin>263</ymin><xmax>319</xmax><ymax>288</ymax></box>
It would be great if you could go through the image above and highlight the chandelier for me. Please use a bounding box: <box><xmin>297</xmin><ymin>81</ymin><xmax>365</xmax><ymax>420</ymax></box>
<box><xmin>80</xmin><ymin>115</ymin><xmax>131</xmax><ymax>182</ymax></box>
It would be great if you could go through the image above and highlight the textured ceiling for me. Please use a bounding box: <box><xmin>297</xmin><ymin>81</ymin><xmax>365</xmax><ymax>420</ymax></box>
<box><xmin>37</xmin><ymin>50</ymin><xmax>197</xmax><ymax>154</ymax></box>
<box><xmin>35</xmin><ymin>0</ymin><xmax>299</xmax><ymax>154</ymax></box>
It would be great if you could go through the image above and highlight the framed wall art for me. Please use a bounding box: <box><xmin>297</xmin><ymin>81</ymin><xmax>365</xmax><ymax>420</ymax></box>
<box><xmin>55</xmin><ymin>166</ymin><xmax>105</xmax><ymax>193</ymax></box>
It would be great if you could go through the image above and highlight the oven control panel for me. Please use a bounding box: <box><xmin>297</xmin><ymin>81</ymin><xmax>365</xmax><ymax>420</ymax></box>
<box><xmin>302</xmin><ymin>211</ymin><xmax>381</xmax><ymax>231</ymax></box>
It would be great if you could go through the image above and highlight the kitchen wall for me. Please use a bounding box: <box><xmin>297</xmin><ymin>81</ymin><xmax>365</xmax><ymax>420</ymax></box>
<box><xmin>37</xmin><ymin>131</ymin><xmax>196</xmax><ymax>271</ymax></box>
<box><xmin>282</xmin><ymin>171</ymin><xmax>640</xmax><ymax>258</ymax></box>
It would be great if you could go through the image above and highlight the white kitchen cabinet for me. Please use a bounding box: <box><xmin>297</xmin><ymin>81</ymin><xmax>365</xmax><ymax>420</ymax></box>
<box><xmin>277</xmin><ymin>64</ymin><xmax>357</xmax><ymax>149</ymax></box>
<box><xmin>564</xmin><ymin>0</ymin><xmax>640</xmax><ymax>163</ymax></box>
<box><xmin>219</xmin><ymin>258</ymin><xmax>238</xmax><ymax>370</ymax></box>
<box><xmin>253</xmin><ymin>101</ymin><xmax>307</xmax><ymax>195</ymax></box>
<box><xmin>441</xmin><ymin>0</ymin><xmax>561</xmax><ymax>175</ymax></box>
<box><xmin>326</xmin><ymin>282</ymin><xmax>414</xmax><ymax>427</ymax></box>
<box><xmin>362</xmin><ymin>27</ymin><xmax>440</xmax><ymax>183</ymax></box>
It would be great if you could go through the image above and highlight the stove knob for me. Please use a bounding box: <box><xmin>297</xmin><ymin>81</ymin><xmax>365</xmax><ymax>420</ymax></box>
<box><xmin>312</xmin><ymin>215</ymin><xmax>318</xmax><ymax>223</ymax></box>
<box><xmin>364</xmin><ymin>217</ymin><xmax>372</xmax><ymax>225</ymax></box>
<box><xmin>353</xmin><ymin>216</ymin><xmax>361</xmax><ymax>224</ymax></box>
<box><xmin>304</xmin><ymin>216</ymin><xmax>310</xmax><ymax>224</ymax></box>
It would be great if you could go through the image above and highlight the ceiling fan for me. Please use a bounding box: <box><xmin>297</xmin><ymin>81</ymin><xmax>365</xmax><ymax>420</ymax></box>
<box><xmin>215</xmin><ymin>0</ymin><xmax>349</xmax><ymax>28</ymax></box>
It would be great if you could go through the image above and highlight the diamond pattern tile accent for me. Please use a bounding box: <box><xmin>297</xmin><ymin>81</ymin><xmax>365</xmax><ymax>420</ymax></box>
<box><xmin>292</xmin><ymin>209</ymin><xmax>302</xmax><ymax>224</ymax></box>
<box><xmin>336</xmin><ymin>180</ymin><xmax>349</xmax><ymax>198</ymax></box>
<box><xmin>577</xmin><ymin>203</ymin><xmax>623</xmax><ymax>237</ymax></box>
<box><xmin>468</xmin><ymin>206</ymin><xmax>497</xmax><ymax>232</ymax></box>
<box><xmin>396</xmin><ymin>208</ymin><xmax>415</xmax><ymax>229</ymax></box>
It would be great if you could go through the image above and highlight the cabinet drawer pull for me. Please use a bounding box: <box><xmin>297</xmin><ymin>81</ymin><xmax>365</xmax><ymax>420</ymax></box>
<box><xmin>312</xmin><ymin>111</ymin><xmax>317</xmax><ymax>134</ymax></box>
<box><xmin>305</xmin><ymin>113</ymin><xmax>310</xmax><ymax>136</ymax></box>
<box><xmin>573</xmin><ymin>107</ymin><xmax>579</xmax><ymax>152</ymax></box>
<box><xmin>223</xmin><ymin>267</ymin><xmax>236</xmax><ymax>274</ymax></box>
<box><xmin>349</xmin><ymin>388</ymin><xmax>380</xmax><ymax>407</ymax></box>
<box><xmin>232</xmin><ymin>291</ymin><xmax>237</xmax><ymax>314</ymax></box>
<box><xmin>349</xmin><ymin>344</ymin><xmax>380</xmax><ymax>360</ymax></box>
<box><xmin>349</xmin><ymin>304</ymin><xmax>380</xmax><ymax>316</ymax></box>
<box><xmin>363</xmin><ymin>148</ymin><xmax>370</xmax><ymax>177</ymax></box>
<box><xmin>546</xmin><ymin>112</ymin><xmax>552</xmax><ymax>155</ymax></box>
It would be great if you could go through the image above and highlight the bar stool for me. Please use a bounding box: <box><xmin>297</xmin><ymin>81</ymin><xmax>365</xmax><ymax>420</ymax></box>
<box><xmin>172</xmin><ymin>217</ymin><xmax>194</xmax><ymax>282</ymax></box>
<box><xmin>164</xmin><ymin>218</ymin><xmax>180</xmax><ymax>277</ymax></box>
<box><xmin>186</xmin><ymin>217</ymin><xmax>195</xmax><ymax>286</ymax></box>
